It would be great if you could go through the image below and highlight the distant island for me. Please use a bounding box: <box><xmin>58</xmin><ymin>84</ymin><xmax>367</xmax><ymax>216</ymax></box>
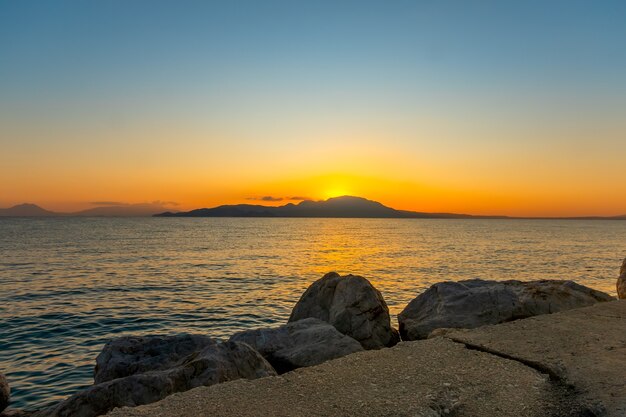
<box><xmin>0</xmin><ymin>203</ymin><xmax>58</xmax><ymax>217</ymax></box>
<box><xmin>1</xmin><ymin>197</ymin><xmax>625</xmax><ymax>219</ymax></box>
<box><xmin>0</xmin><ymin>202</ymin><xmax>173</xmax><ymax>217</ymax></box>
<box><xmin>155</xmin><ymin>196</ymin><xmax>491</xmax><ymax>219</ymax></box>
<box><xmin>155</xmin><ymin>196</ymin><xmax>626</xmax><ymax>220</ymax></box>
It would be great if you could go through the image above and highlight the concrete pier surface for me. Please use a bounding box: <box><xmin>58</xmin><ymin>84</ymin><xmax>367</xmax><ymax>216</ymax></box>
<box><xmin>108</xmin><ymin>300</ymin><xmax>625</xmax><ymax>417</ymax></box>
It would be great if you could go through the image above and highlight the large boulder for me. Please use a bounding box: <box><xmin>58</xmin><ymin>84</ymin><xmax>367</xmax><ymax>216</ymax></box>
<box><xmin>618</xmin><ymin>258</ymin><xmax>626</xmax><ymax>299</ymax></box>
<box><xmin>229</xmin><ymin>318</ymin><xmax>363</xmax><ymax>373</ymax></box>
<box><xmin>288</xmin><ymin>272</ymin><xmax>399</xmax><ymax>349</ymax></box>
<box><xmin>41</xmin><ymin>341</ymin><xmax>276</xmax><ymax>417</ymax></box>
<box><xmin>0</xmin><ymin>373</ymin><xmax>9</xmax><ymax>413</ymax></box>
<box><xmin>94</xmin><ymin>334</ymin><xmax>215</xmax><ymax>384</ymax></box>
<box><xmin>398</xmin><ymin>279</ymin><xmax>614</xmax><ymax>340</ymax></box>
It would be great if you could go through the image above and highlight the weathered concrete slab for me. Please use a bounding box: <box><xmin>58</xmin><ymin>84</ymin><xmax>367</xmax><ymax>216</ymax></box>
<box><xmin>445</xmin><ymin>300</ymin><xmax>626</xmax><ymax>416</ymax></box>
<box><xmin>108</xmin><ymin>337</ymin><xmax>583</xmax><ymax>417</ymax></box>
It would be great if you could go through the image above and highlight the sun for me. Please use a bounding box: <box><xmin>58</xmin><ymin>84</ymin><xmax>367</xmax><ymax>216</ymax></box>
<box><xmin>323</xmin><ymin>187</ymin><xmax>351</xmax><ymax>200</ymax></box>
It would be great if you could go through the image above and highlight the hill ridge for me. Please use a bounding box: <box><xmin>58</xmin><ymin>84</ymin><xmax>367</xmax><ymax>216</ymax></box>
<box><xmin>156</xmin><ymin>196</ymin><xmax>504</xmax><ymax>219</ymax></box>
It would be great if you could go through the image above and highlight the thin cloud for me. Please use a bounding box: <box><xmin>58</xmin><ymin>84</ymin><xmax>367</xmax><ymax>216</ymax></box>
<box><xmin>288</xmin><ymin>196</ymin><xmax>312</xmax><ymax>201</ymax></box>
<box><xmin>89</xmin><ymin>201</ymin><xmax>127</xmax><ymax>206</ymax></box>
<box><xmin>151</xmin><ymin>200</ymin><xmax>179</xmax><ymax>206</ymax></box>
<box><xmin>90</xmin><ymin>200</ymin><xmax>179</xmax><ymax>207</ymax></box>
<box><xmin>246</xmin><ymin>196</ymin><xmax>284</xmax><ymax>202</ymax></box>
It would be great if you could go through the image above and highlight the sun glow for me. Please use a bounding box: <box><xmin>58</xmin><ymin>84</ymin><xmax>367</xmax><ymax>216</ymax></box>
<box><xmin>322</xmin><ymin>186</ymin><xmax>352</xmax><ymax>200</ymax></box>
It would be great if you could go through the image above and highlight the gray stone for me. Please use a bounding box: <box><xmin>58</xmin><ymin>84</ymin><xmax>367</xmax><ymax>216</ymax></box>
<box><xmin>229</xmin><ymin>318</ymin><xmax>363</xmax><ymax>373</ymax></box>
<box><xmin>40</xmin><ymin>341</ymin><xmax>276</xmax><ymax>417</ymax></box>
<box><xmin>288</xmin><ymin>272</ymin><xmax>399</xmax><ymax>349</ymax></box>
<box><xmin>0</xmin><ymin>373</ymin><xmax>9</xmax><ymax>413</ymax></box>
<box><xmin>618</xmin><ymin>258</ymin><xmax>626</xmax><ymax>299</ymax></box>
<box><xmin>398</xmin><ymin>279</ymin><xmax>614</xmax><ymax>340</ymax></box>
<box><xmin>95</xmin><ymin>334</ymin><xmax>216</xmax><ymax>384</ymax></box>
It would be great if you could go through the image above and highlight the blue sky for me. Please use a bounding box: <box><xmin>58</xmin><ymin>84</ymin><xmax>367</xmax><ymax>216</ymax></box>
<box><xmin>3</xmin><ymin>1</ymin><xmax>625</xmax><ymax>101</ymax></box>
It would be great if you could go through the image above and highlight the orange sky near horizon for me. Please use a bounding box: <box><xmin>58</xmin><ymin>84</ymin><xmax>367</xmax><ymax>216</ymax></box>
<box><xmin>3</xmin><ymin>89</ymin><xmax>626</xmax><ymax>217</ymax></box>
<box><xmin>2</xmin><ymin>93</ymin><xmax>626</xmax><ymax>217</ymax></box>
<box><xmin>2</xmin><ymin>97</ymin><xmax>626</xmax><ymax>217</ymax></box>
<box><xmin>2</xmin><ymin>141</ymin><xmax>626</xmax><ymax>217</ymax></box>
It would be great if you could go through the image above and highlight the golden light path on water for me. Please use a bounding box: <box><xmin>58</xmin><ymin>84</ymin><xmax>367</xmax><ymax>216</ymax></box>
<box><xmin>0</xmin><ymin>217</ymin><xmax>624</xmax><ymax>409</ymax></box>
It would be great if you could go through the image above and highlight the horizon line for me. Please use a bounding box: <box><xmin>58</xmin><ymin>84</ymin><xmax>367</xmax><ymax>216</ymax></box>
<box><xmin>1</xmin><ymin>196</ymin><xmax>625</xmax><ymax>219</ymax></box>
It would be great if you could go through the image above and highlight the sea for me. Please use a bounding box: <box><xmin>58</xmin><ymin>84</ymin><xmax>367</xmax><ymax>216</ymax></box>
<box><xmin>0</xmin><ymin>217</ymin><xmax>623</xmax><ymax>410</ymax></box>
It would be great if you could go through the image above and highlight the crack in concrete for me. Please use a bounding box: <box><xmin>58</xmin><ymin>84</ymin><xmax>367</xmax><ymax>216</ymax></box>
<box><xmin>444</xmin><ymin>337</ymin><xmax>607</xmax><ymax>417</ymax></box>
<box><xmin>445</xmin><ymin>337</ymin><xmax>565</xmax><ymax>382</ymax></box>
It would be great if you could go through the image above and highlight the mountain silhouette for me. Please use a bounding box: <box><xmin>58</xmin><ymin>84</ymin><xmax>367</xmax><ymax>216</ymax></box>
<box><xmin>155</xmin><ymin>196</ymin><xmax>501</xmax><ymax>219</ymax></box>
<box><xmin>0</xmin><ymin>203</ymin><xmax>174</xmax><ymax>217</ymax></box>
<box><xmin>0</xmin><ymin>203</ymin><xmax>57</xmax><ymax>217</ymax></box>
<box><xmin>72</xmin><ymin>203</ymin><xmax>173</xmax><ymax>217</ymax></box>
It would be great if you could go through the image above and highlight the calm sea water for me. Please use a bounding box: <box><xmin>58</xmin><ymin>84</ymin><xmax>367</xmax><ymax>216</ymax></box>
<box><xmin>0</xmin><ymin>217</ymin><xmax>623</xmax><ymax>409</ymax></box>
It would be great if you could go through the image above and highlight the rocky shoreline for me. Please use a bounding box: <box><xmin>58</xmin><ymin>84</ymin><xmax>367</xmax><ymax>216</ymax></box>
<box><xmin>1</xmin><ymin>262</ymin><xmax>624</xmax><ymax>417</ymax></box>
<box><xmin>107</xmin><ymin>300</ymin><xmax>626</xmax><ymax>417</ymax></box>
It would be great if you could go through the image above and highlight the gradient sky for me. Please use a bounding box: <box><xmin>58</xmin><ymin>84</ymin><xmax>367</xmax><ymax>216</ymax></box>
<box><xmin>1</xmin><ymin>0</ymin><xmax>625</xmax><ymax>216</ymax></box>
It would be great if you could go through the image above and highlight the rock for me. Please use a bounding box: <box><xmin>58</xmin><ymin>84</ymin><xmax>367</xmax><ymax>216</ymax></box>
<box><xmin>288</xmin><ymin>272</ymin><xmax>399</xmax><ymax>349</ymax></box>
<box><xmin>229</xmin><ymin>318</ymin><xmax>363</xmax><ymax>373</ymax></box>
<box><xmin>398</xmin><ymin>279</ymin><xmax>614</xmax><ymax>340</ymax></box>
<box><xmin>95</xmin><ymin>334</ymin><xmax>216</xmax><ymax>384</ymax></box>
<box><xmin>0</xmin><ymin>373</ymin><xmax>9</xmax><ymax>413</ymax></box>
<box><xmin>618</xmin><ymin>258</ymin><xmax>626</xmax><ymax>299</ymax></box>
<box><xmin>41</xmin><ymin>341</ymin><xmax>276</xmax><ymax>417</ymax></box>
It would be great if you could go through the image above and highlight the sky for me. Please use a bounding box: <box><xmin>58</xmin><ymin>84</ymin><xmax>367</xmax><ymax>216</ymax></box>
<box><xmin>1</xmin><ymin>0</ymin><xmax>625</xmax><ymax>216</ymax></box>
